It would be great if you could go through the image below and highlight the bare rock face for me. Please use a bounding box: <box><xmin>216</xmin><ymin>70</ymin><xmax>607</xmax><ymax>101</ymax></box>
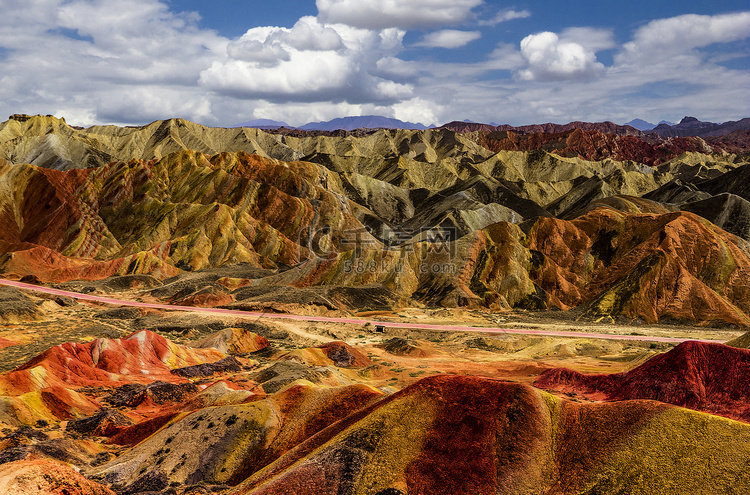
<box><xmin>171</xmin><ymin>356</ymin><xmax>245</xmax><ymax>378</ymax></box>
<box><xmin>697</xmin><ymin>163</ymin><xmax>750</xmax><ymax>201</ymax></box>
<box><xmin>67</xmin><ymin>410</ymin><xmax>134</xmax><ymax>437</ymax></box>
<box><xmin>0</xmin><ymin>150</ymin><xmax>379</xmax><ymax>281</ymax></box>
<box><xmin>191</xmin><ymin>328</ymin><xmax>270</xmax><ymax>355</ymax></box>
<box><xmin>89</xmin><ymin>381</ymin><xmax>384</xmax><ymax>491</ymax></box>
<box><xmin>681</xmin><ymin>193</ymin><xmax>750</xmax><ymax>241</ymax></box>
<box><xmin>376</xmin><ymin>338</ymin><xmax>427</xmax><ymax>357</ymax></box>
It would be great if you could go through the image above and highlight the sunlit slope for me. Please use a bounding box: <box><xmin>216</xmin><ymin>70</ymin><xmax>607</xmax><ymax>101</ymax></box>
<box><xmin>2</xmin><ymin>150</ymin><xmax>750</xmax><ymax>325</ymax></box>
<box><xmin>227</xmin><ymin>375</ymin><xmax>750</xmax><ymax>495</ymax></box>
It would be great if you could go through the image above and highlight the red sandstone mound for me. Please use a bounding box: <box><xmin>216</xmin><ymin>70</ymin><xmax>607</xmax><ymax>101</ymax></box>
<box><xmin>441</xmin><ymin>120</ymin><xmax>644</xmax><ymax>136</ymax></box>
<box><xmin>468</xmin><ymin>127</ymin><xmax>746</xmax><ymax>165</ymax></box>
<box><xmin>228</xmin><ymin>375</ymin><xmax>750</xmax><ymax>494</ymax></box>
<box><xmin>1</xmin><ymin>330</ymin><xmax>224</xmax><ymax>394</ymax></box>
<box><xmin>0</xmin><ymin>330</ymin><xmax>226</xmax><ymax>426</ymax></box>
<box><xmin>535</xmin><ymin>341</ymin><xmax>750</xmax><ymax>422</ymax></box>
<box><xmin>191</xmin><ymin>327</ymin><xmax>271</xmax><ymax>355</ymax></box>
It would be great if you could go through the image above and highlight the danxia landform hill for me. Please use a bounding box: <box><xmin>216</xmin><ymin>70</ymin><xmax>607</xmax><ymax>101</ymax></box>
<box><xmin>1</xmin><ymin>113</ymin><xmax>750</xmax><ymax>494</ymax></box>
<box><xmin>2</xmin><ymin>113</ymin><xmax>750</xmax><ymax>326</ymax></box>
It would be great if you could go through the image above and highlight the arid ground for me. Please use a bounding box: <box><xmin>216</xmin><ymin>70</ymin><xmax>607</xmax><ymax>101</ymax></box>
<box><xmin>1</xmin><ymin>115</ymin><xmax>750</xmax><ymax>494</ymax></box>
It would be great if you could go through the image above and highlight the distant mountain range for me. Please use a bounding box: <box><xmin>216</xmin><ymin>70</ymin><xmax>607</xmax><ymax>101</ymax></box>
<box><xmin>624</xmin><ymin>119</ymin><xmax>675</xmax><ymax>131</ymax></box>
<box><xmin>650</xmin><ymin>116</ymin><xmax>750</xmax><ymax>138</ymax></box>
<box><xmin>234</xmin><ymin>115</ymin><xmax>432</xmax><ymax>131</ymax></box>
<box><xmin>233</xmin><ymin>115</ymin><xmax>750</xmax><ymax>138</ymax></box>
<box><xmin>440</xmin><ymin>120</ymin><xmax>645</xmax><ymax>136</ymax></box>
<box><xmin>298</xmin><ymin>116</ymin><xmax>433</xmax><ymax>131</ymax></box>
<box><xmin>445</xmin><ymin>117</ymin><xmax>750</xmax><ymax>138</ymax></box>
<box><xmin>233</xmin><ymin>118</ymin><xmax>291</xmax><ymax>129</ymax></box>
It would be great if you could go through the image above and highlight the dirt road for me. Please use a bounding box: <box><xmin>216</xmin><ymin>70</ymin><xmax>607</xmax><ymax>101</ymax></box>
<box><xmin>0</xmin><ymin>278</ymin><xmax>724</xmax><ymax>344</ymax></box>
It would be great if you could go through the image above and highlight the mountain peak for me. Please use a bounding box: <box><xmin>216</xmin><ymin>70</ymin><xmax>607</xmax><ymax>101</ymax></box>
<box><xmin>233</xmin><ymin>118</ymin><xmax>291</xmax><ymax>129</ymax></box>
<box><xmin>298</xmin><ymin>115</ymin><xmax>430</xmax><ymax>131</ymax></box>
<box><xmin>7</xmin><ymin>113</ymin><xmax>68</xmax><ymax>126</ymax></box>
<box><xmin>625</xmin><ymin>118</ymin><xmax>655</xmax><ymax>131</ymax></box>
<box><xmin>648</xmin><ymin>115</ymin><xmax>747</xmax><ymax>137</ymax></box>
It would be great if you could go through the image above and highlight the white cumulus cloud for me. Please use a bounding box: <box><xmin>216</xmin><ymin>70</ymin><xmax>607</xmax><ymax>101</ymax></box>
<box><xmin>200</xmin><ymin>22</ymin><xmax>411</xmax><ymax>104</ymax></box>
<box><xmin>392</xmin><ymin>97</ymin><xmax>441</xmax><ymax>126</ymax></box>
<box><xmin>278</xmin><ymin>16</ymin><xmax>345</xmax><ymax>51</ymax></box>
<box><xmin>95</xmin><ymin>86</ymin><xmax>213</xmax><ymax>124</ymax></box>
<box><xmin>517</xmin><ymin>31</ymin><xmax>604</xmax><ymax>81</ymax></box>
<box><xmin>200</xmin><ymin>51</ymin><xmax>355</xmax><ymax>99</ymax></box>
<box><xmin>0</xmin><ymin>1</ymin><xmax>748</xmax><ymax>129</ymax></box>
<box><xmin>225</xmin><ymin>16</ymin><xmax>344</xmax><ymax>66</ymax></box>
<box><xmin>316</xmin><ymin>0</ymin><xmax>483</xmax><ymax>30</ymax></box>
<box><xmin>0</xmin><ymin>0</ymin><xmax>226</xmax><ymax>124</ymax></box>
<box><xmin>415</xmin><ymin>30</ymin><xmax>482</xmax><ymax>49</ymax></box>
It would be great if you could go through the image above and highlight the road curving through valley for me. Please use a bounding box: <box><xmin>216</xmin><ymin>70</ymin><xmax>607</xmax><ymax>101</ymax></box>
<box><xmin>0</xmin><ymin>278</ymin><xmax>726</xmax><ymax>344</ymax></box>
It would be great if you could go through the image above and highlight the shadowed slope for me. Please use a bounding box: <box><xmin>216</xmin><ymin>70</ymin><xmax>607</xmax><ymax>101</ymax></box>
<box><xmin>697</xmin><ymin>163</ymin><xmax>750</xmax><ymax>201</ymax></box>
<box><xmin>0</xmin><ymin>287</ymin><xmax>43</xmax><ymax>323</ymax></box>
<box><xmin>681</xmin><ymin>193</ymin><xmax>750</xmax><ymax>241</ymax></box>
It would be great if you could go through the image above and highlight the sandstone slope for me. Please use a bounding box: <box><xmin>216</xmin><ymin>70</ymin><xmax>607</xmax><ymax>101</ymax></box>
<box><xmin>0</xmin><ymin>305</ymin><xmax>746</xmax><ymax>494</ymax></box>
<box><xmin>228</xmin><ymin>375</ymin><xmax>750</xmax><ymax>495</ymax></box>
<box><xmin>536</xmin><ymin>341</ymin><xmax>750</xmax><ymax>422</ymax></box>
<box><xmin>2</xmin><ymin>115</ymin><xmax>750</xmax><ymax>327</ymax></box>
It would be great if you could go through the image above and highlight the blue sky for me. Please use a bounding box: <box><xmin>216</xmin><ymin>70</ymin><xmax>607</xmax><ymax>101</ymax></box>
<box><xmin>0</xmin><ymin>0</ymin><xmax>748</xmax><ymax>127</ymax></box>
